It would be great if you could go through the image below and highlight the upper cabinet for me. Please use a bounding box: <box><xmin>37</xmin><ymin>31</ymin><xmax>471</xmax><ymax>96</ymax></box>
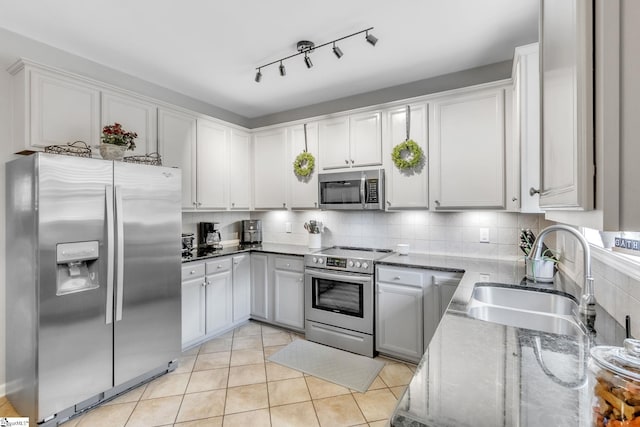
<box><xmin>429</xmin><ymin>86</ymin><xmax>507</xmax><ymax>210</ymax></box>
<box><xmin>539</xmin><ymin>0</ymin><xmax>594</xmax><ymax>210</ymax></box>
<box><xmin>383</xmin><ymin>104</ymin><xmax>429</xmax><ymax>209</ymax></box>
<box><xmin>253</xmin><ymin>128</ymin><xmax>287</xmax><ymax>209</ymax></box>
<box><xmin>229</xmin><ymin>130</ymin><xmax>252</xmax><ymax>210</ymax></box>
<box><xmin>288</xmin><ymin>123</ymin><xmax>319</xmax><ymax>209</ymax></box>
<box><xmin>318</xmin><ymin>111</ymin><xmax>382</xmax><ymax>171</ymax></box>
<box><xmin>101</xmin><ymin>91</ymin><xmax>158</xmax><ymax>157</ymax></box>
<box><xmin>196</xmin><ymin>119</ymin><xmax>229</xmax><ymax>210</ymax></box>
<box><xmin>9</xmin><ymin>61</ymin><xmax>100</xmax><ymax>154</ymax></box>
<box><xmin>158</xmin><ymin>107</ymin><xmax>197</xmax><ymax>209</ymax></box>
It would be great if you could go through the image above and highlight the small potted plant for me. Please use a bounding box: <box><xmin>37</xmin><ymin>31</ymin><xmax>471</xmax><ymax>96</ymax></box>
<box><xmin>99</xmin><ymin>123</ymin><xmax>137</xmax><ymax>160</ymax></box>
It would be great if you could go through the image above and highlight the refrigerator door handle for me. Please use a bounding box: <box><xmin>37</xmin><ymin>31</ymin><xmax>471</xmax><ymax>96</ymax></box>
<box><xmin>115</xmin><ymin>185</ymin><xmax>124</xmax><ymax>322</ymax></box>
<box><xmin>105</xmin><ymin>185</ymin><xmax>114</xmax><ymax>325</ymax></box>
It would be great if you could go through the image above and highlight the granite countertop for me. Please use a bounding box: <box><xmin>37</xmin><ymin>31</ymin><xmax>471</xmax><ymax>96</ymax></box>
<box><xmin>182</xmin><ymin>242</ymin><xmax>315</xmax><ymax>262</ymax></box>
<box><xmin>386</xmin><ymin>253</ymin><xmax>626</xmax><ymax>427</ymax></box>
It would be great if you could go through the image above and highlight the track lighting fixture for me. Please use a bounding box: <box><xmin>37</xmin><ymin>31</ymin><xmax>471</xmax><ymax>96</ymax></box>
<box><xmin>332</xmin><ymin>42</ymin><xmax>343</xmax><ymax>59</ymax></box>
<box><xmin>253</xmin><ymin>27</ymin><xmax>378</xmax><ymax>82</ymax></box>
<box><xmin>365</xmin><ymin>30</ymin><xmax>378</xmax><ymax>46</ymax></box>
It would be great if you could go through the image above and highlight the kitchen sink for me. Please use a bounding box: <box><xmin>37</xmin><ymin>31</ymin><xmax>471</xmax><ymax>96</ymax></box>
<box><xmin>470</xmin><ymin>285</ymin><xmax>578</xmax><ymax>316</ymax></box>
<box><xmin>466</xmin><ymin>284</ymin><xmax>585</xmax><ymax>336</ymax></box>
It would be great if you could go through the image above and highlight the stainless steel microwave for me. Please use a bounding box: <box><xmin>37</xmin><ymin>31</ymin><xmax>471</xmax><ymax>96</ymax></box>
<box><xmin>318</xmin><ymin>169</ymin><xmax>385</xmax><ymax>210</ymax></box>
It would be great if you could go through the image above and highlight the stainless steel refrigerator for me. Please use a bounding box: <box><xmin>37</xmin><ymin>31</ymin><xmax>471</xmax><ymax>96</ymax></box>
<box><xmin>5</xmin><ymin>153</ymin><xmax>182</xmax><ymax>425</ymax></box>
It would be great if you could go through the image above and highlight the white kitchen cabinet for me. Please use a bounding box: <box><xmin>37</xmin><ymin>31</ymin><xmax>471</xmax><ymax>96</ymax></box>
<box><xmin>101</xmin><ymin>90</ymin><xmax>157</xmax><ymax>157</ymax></box>
<box><xmin>429</xmin><ymin>86</ymin><xmax>507</xmax><ymax>210</ymax></box>
<box><xmin>288</xmin><ymin>123</ymin><xmax>319</xmax><ymax>209</ymax></box>
<box><xmin>250</xmin><ymin>253</ymin><xmax>270</xmax><ymax>320</ymax></box>
<box><xmin>273</xmin><ymin>256</ymin><xmax>305</xmax><ymax>330</ymax></box>
<box><xmin>181</xmin><ymin>263</ymin><xmax>206</xmax><ymax>347</ymax></box>
<box><xmin>318</xmin><ymin>111</ymin><xmax>382</xmax><ymax>171</ymax></box>
<box><xmin>229</xmin><ymin>129</ymin><xmax>252</xmax><ymax>210</ymax></box>
<box><xmin>204</xmin><ymin>266</ymin><xmax>233</xmax><ymax>336</ymax></box>
<box><xmin>253</xmin><ymin>128</ymin><xmax>287</xmax><ymax>209</ymax></box>
<box><xmin>232</xmin><ymin>254</ymin><xmax>251</xmax><ymax>323</ymax></box>
<box><xmin>383</xmin><ymin>104</ymin><xmax>428</xmax><ymax>209</ymax></box>
<box><xmin>539</xmin><ymin>0</ymin><xmax>594</xmax><ymax>211</ymax></box>
<box><xmin>9</xmin><ymin>60</ymin><xmax>101</xmax><ymax>154</ymax></box>
<box><xmin>196</xmin><ymin>119</ymin><xmax>229</xmax><ymax>210</ymax></box>
<box><xmin>512</xmin><ymin>43</ymin><xmax>543</xmax><ymax>213</ymax></box>
<box><xmin>158</xmin><ymin>107</ymin><xmax>197</xmax><ymax>209</ymax></box>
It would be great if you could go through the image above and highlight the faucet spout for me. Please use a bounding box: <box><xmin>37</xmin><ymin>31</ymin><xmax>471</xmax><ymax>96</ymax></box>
<box><xmin>526</xmin><ymin>224</ymin><xmax>595</xmax><ymax>317</ymax></box>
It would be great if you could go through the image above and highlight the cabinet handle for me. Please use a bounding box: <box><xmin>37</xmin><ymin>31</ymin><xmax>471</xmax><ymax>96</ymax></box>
<box><xmin>217</xmin><ymin>265</ymin><xmax>222</xmax><ymax>269</ymax></box>
<box><xmin>394</xmin><ymin>276</ymin><xmax>401</xmax><ymax>280</ymax></box>
<box><xmin>350</xmin><ymin>159</ymin><xmax>354</xmax><ymax>164</ymax></box>
<box><xmin>387</xmin><ymin>201</ymin><xmax>391</xmax><ymax>206</ymax></box>
<box><xmin>345</xmin><ymin>159</ymin><xmax>349</xmax><ymax>164</ymax></box>
<box><xmin>529</xmin><ymin>187</ymin><xmax>540</xmax><ymax>196</ymax></box>
<box><xmin>192</xmin><ymin>202</ymin><xmax>197</xmax><ymax>207</ymax></box>
<box><xmin>233</xmin><ymin>260</ymin><xmax>239</xmax><ymax>265</ymax></box>
<box><xmin>201</xmin><ymin>281</ymin><xmax>206</xmax><ymax>287</ymax></box>
<box><xmin>197</xmin><ymin>202</ymin><xmax>202</xmax><ymax>207</ymax></box>
<box><xmin>434</xmin><ymin>200</ymin><xmax>440</xmax><ymax>206</ymax></box>
<box><xmin>314</xmin><ymin>202</ymin><xmax>317</xmax><ymax>207</ymax></box>
<box><xmin>283</xmin><ymin>202</ymin><xmax>286</xmax><ymax>208</ymax></box>
<box><xmin>190</xmin><ymin>270</ymin><xmax>196</xmax><ymax>275</ymax></box>
<box><xmin>512</xmin><ymin>196</ymin><xmax>518</xmax><ymax>202</ymax></box>
<box><xmin>232</xmin><ymin>202</ymin><xmax>235</xmax><ymax>207</ymax></box>
<box><xmin>286</xmin><ymin>263</ymin><xmax>290</xmax><ymax>267</ymax></box>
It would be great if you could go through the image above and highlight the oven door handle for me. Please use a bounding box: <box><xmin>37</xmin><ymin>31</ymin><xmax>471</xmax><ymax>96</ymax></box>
<box><xmin>306</xmin><ymin>269</ymin><xmax>372</xmax><ymax>284</ymax></box>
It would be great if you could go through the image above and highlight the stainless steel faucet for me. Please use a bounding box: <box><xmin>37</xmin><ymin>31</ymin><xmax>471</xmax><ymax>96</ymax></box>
<box><xmin>527</xmin><ymin>224</ymin><xmax>595</xmax><ymax>317</ymax></box>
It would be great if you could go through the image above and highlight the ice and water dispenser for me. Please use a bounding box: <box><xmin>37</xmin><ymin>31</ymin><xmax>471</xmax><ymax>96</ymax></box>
<box><xmin>56</xmin><ymin>241</ymin><xmax>100</xmax><ymax>296</ymax></box>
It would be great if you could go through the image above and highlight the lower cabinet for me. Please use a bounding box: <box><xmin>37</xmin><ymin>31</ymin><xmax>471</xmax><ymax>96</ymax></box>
<box><xmin>181</xmin><ymin>254</ymin><xmax>251</xmax><ymax>349</ymax></box>
<box><xmin>250</xmin><ymin>253</ymin><xmax>305</xmax><ymax>332</ymax></box>
<box><xmin>376</xmin><ymin>265</ymin><xmax>462</xmax><ymax>363</ymax></box>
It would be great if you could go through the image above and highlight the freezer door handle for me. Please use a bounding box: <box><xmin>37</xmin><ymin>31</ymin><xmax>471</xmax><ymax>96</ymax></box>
<box><xmin>115</xmin><ymin>185</ymin><xmax>124</xmax><ymax>322</ymax></box>
<box><xmin>105</xmin><ymin>185</ymin><xmax>114</xmax><ymax>325</ymax></box>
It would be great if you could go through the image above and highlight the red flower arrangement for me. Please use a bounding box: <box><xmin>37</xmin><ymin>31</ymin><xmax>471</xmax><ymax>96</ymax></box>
<box><xmin>101</xmin><ymin>123</ymin><xmax>137</xmax><ymax>151</ymax></box>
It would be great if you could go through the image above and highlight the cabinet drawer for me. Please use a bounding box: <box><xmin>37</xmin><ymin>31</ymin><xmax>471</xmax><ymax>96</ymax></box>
<box><xmin>182</xmin><ymin>263</ymin><xmax>205</xmax><ymax>281</ymax></box>
<box><xmin>377</xmin><ymin>266</ymin><xmax>423</xmax><ymax>287</ymax></box>
<box><xmin>206</xmin><ymin>257</ymin><xmax>232</xmax><ymax>274</ymax></box>
<box><xmin>274</xmin><ymin>256</ymin><xmax>304</xmax><ymax>272</ymax></box>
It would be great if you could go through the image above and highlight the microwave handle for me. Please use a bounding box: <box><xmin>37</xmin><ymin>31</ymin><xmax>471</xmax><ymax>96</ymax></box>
<box><xmin>360</xmin><ymin>173</ymin><xmax>366</xmax><ymax>208</ymax></box>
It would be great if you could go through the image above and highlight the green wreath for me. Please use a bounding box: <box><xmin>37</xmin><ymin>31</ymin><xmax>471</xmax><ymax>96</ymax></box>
<box><xmin>392</xmin><ymin>139</ymin><xmax>424</xmax><ymax>169</ymax></box>
<box><xmin>293</xmin><ymin>151</ymin><xmax>315</xmax><ymax>177</ymax></box>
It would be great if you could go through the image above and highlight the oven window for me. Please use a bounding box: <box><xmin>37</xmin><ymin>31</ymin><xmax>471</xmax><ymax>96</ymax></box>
<box><xmin>312</xmin><ymin>277</ymin><xmax>363</xmax><ymax>318</ymax></box>
<box><xmin>320</xmin><ymin>180</ymin><xmax>361</xmax><ymax>204</ymax></box>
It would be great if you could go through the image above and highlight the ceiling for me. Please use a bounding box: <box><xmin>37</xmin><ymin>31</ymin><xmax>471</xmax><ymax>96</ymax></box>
<box><xmin>0</xmin><ymin>0</ymin><xmax>539</xmax><ymax>119</ymax></box>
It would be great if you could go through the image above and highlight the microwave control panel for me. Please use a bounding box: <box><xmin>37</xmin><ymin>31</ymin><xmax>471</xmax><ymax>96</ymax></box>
<box><xmin>366</xmin><ymin>179</ymin><xmax>378</xmax><ymax>203</ymax></box>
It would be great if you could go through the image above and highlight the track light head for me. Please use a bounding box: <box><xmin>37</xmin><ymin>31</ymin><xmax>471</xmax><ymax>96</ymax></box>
<box><xmin>279</xmin><ymin>62</ymin><xmax>286</xmax><ymax>76</ymax></box>
<box><xmin>332</xmin><ymin>43</ymin><xmax>343</xmax><ymax>59</ymax></box>
<box><xmin>255</xmin><ymin>69</ymin><xmax>262</xmax><ymax>83</ymax></box>
<box><xmin>304</xmin><ymin>54</ymin><xmax>313</xmax><ymax>69</ymax></box>
<box><xmin>365</xmin><ymin>31</ymin><xmax>378</xmax><ymax>46</ymax></box>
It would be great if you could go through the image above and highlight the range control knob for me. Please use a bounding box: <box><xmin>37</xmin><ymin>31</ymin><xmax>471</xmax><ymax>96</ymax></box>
<box><xmin>312</xmin><ymin>257</ymin><xmax>318</xmax><ymax>263</ymax></box>
<box><xmin>347</xmin><ymin>260</ymin><xmax>354</xmax><ymax>267</ymax></box>
<box><xmin>355</xmin><ymin>261</ymin><xmax>361</xmax><ymax>268</ymax></box>
<box><xmin>318</xmin><ymin>258</ymin><xmax>324</xmax><ymax>264</ymax></box>
<box><xmin>362</xmin><ymin>262</ymin><xmax>369</xmax><ymax>269</ymax></box>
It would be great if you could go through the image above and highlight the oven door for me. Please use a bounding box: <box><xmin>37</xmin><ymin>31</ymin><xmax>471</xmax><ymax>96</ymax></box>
<box><xmin>305</xmin><ymin>267</ymin><xmax>373</xmax><ymax>334</ymax></box>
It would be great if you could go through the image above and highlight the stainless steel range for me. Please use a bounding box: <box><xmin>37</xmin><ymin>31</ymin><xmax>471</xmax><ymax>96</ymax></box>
<box><xmin>304</xmin><ymin>246</ymin><xmax>393</xmax><ymax>357</ymax></box>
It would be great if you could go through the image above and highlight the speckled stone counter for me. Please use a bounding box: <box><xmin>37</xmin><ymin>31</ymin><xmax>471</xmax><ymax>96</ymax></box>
<box><xmin>384</xmin><ymin>253</ymin><xmax>626</xmax><ymax>427</ymax></box>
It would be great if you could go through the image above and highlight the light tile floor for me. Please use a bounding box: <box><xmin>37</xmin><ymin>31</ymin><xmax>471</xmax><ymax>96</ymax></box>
<box><xmin>1</xmin><ymin>321</ymin><xmax>416</xmax><ymax>426</ymax></box>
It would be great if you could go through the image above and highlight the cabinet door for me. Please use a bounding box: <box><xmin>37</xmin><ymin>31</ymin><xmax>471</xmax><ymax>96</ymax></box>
<box><xmin>205</xmin><ymin>270</ymin><xmax>233</xmax><ymax>335</ymax></box>
<box><xmin>250</xmin><ymin>253</ymin><xmax>269</xmax><ymax>320</ymax></box>
<box><xmin>182</xmin><ymin>276</ymin><xmax>206</xmax><ymax>347</ymax></box>
<box><xmin>288</xmin><ymin>123</ymin><xmax>319</xmax><ymax>209</ymax></box>
<box><xmin>273</xmin><ymin>269</ymin><xmax>305</xmax><ymax>330</ymax></box>
<box><xmin>385</xmin><ymin>105</ymin><xmax>428</xmax><ymax>209</ymax></box>
<box><xmin>232</xmin><ymin>254</ymin><xmax>251</xmax><ymax>323</ymax></box>
<box><xmin>229</xmin><ymin>129</ymin><xmax>252</xmax><ymax>210</ymax></box>
<box><xmin>101</xmin><ymin>91</ymin><xmax>157</xmax><ymax>156</ymax></box>
<box><xmin>429</xmin><ymin>88</ymin><xmax>506</xmax><ymax>210</ymax></box>
<box><xmin>30</xmin><ymin>69</ymin><xmax>100</xmax><ymax>149</ymax></box>
<box><xmin>318</xmin><ymin>117</ymin><xmax>350</xmax><ymax>170</ymax></box>
<box><xmin>376</xmin><ymin>282</ymin><xmax>423</xmax><ymax>362</ymax></box>
<box><xmin>253</xmin><ymin>128</ymin><xmax>287</xmax><ymax>209</ymax></box>
<box><xmin>350</xmin><ymin>111</ymin><xmax>382</xmax><ymax>167</ymax></box>
<box><xmin>539</xmin><ymin>0</ymin><xmax>594</xmax><ymax>210</ymax></box>
<box><xmin>197</xmin><ymin>119</ymin><xmax>228</xmax><ymax>209</ymax></box>
<box><xmin>158</xmin><ymin>108</ymin><xmax>197</xmax><ymax>209</ymax></box>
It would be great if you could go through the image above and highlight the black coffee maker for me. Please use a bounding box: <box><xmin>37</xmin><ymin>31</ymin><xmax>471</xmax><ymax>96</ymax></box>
<box><xmin>197</xmin><ymin>222</ymin><xmax>222</xmax><ymax>249</ymax></box>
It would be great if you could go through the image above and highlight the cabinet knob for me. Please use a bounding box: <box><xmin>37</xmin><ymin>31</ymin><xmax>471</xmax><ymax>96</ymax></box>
<box><xmin>314</xmin><ymin>202</ymin><xmax>317</xmax><ymax>207</ymax></box>
<box><xmin>190</xmin><ymin>270</ymin><xmax>196</xmax><ymax>275</ymax></box>
<box><xmin>512</xmin><ymin>197</ymin><xmax>518</xmax><ymax>202</ymax></box>
<box><xmin>201</xmin><ymin>281</ymin><xmax>206</xmax><ymax>287</ymax></box>
<box><xmin>283</xmin><ymin>202</ymin><xmax>286</xmax><ymax>208</ymax></box>
<box><xmin>434</xmin><ymin>200</ymin><xmax>440</xmax><ymax>206</ymax></box>
<box><xmin>394</xmin><ymin>276</ymin><xmax>401</xmax><ymax>280</ymax></box>
<box><xmin>217</xmin><ymin>265</ymin><xmax>222</xmax><ymax>269</ymax></box>
<box><xmin>197</xmin><ymin>202</ymin><xmax>202</xmax><ymax>207</ymax></box>
<box><xmin>345</xmin><ymin>159</ymin><xmax>349</xmax><ymax>164</ymax></box>
<box><xmin>232</xmin><ymin>202</ymin><xmax>235</xmax><ymax>207</ymax></box>
<box><xmin>387</xmin><ymin>200</ymin><xmax>391</xmax><ymax>206</ymax></box>
<box><xmin>192</xmin><ymin>202</ymin><xmax>197</xmax><ymax>206</ymax></box>
<box><xmin>350</xmin><ymin>159</ymin><xmax>354</xmax><ymax>164</ymax></box>
<box><xmin>529</xmin><ymin>187</ymin><xmax>540</xmax><ymax>196</ymax></box>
